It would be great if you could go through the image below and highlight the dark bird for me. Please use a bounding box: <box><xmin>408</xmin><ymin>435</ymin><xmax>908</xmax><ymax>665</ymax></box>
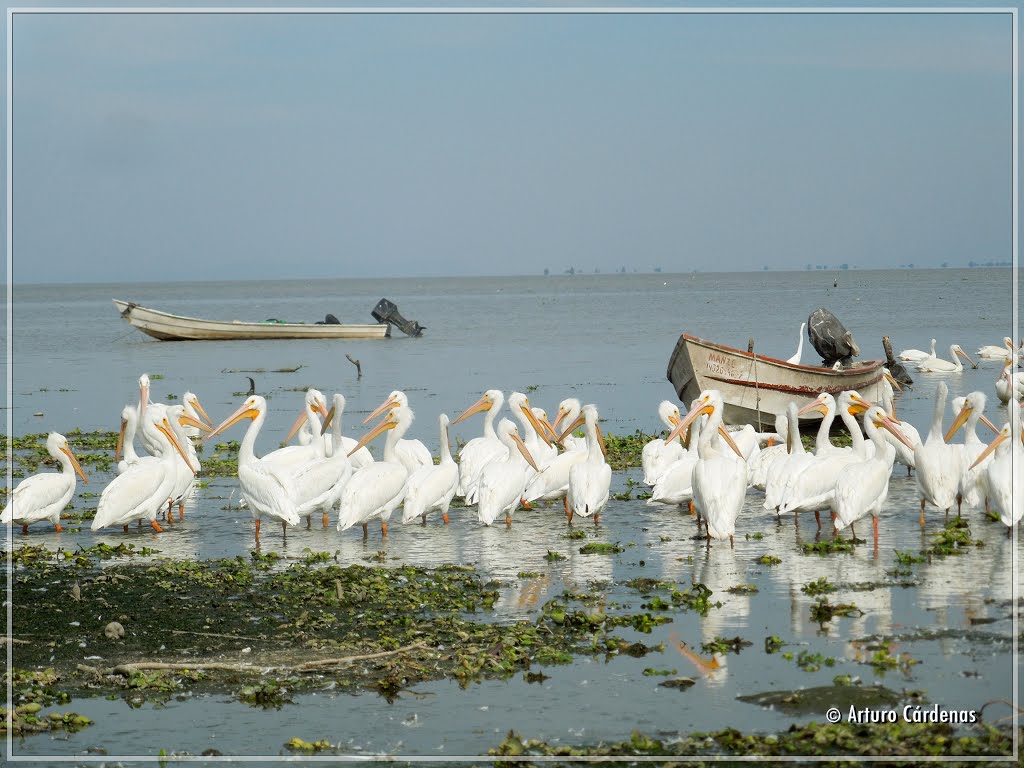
<box><xmin>245</xmin><ymin>377</ymin><xmax>256</xmax><ymax>396</ymax></box>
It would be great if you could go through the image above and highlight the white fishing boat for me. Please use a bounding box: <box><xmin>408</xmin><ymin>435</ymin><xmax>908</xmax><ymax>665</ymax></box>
<box><xmin>667</xmin><ymin>333</ymin><xmax>886</xmax><ymax>430</ymax></box>
<box><xmin>113</xmin><ymin>299</ymin><xmax>391</xmax><ymax>341</ymax></box>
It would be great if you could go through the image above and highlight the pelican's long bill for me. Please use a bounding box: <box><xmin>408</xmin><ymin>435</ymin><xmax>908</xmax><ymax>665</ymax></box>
<box><xmin>187</xmin><ymin>395</ymin><xmax>213</xmax><ymax>428</ymax></box>
<box><xmin>451</xmin><ymin>395</ymin><xmax>492</xmax><ymax>426</ymax></box>
<box><xmin>970</xmin><ymin>425</ymin><xmax>1009</xmax><ymax>470</ymax></box>
<box><xmin>116</xmin><ymin>417</ymin><xmax>127</xmax><ymax>463</ymax></box>
<box><xmin>509</xmin><ymin>431</ymin><xmax>541</xmax><ymax>472</ymax></box>
<box><xmin>956</xmin><ymin>347</ymin><xmax>978</xmax><ymax>370</ymax></box>
<box><xmin>60</xmin><ymin>444</ymin><xmax>88</xmax><ymax>484</ymax></box>
<box><xmin>847</xmin><ymin>392</ymin><xmax>872</xmax><ymax>417</ymax></box>
<box><xmin>797</xmin><ymin>395</ymin><xmax>829</xmax><ymax>418</ymax></box>
<box><xmin>350</xmin><ymin>412</ymin><xmax>398</xmax><ymax>456</ymax></box>
<box><xmin>557</xmin><ymin>413</ymin><xmax>607</xmax><ymax>457</ymax></box>
<box><xmin>157</xmin><ymin>418</ymin><xmax>196</xmax><ymax>476</ymax></box>
<box><xmin>180</xmin><ymin>414</ymin><xmax>213</xmax><ymax>434</ymax></box>
<box><xmin>208</xmin><ymin>398</ymin><xmax>260</xmax><ymax>439</ymax></box>
<box><xmin>321</xmin><ymin>405</ymin><xmax>337</xmax><ymax>435</ymax></box>
<box><xmin>883</xmin><ymin>370</ymin><xmax>902</xmax><ymax>394</ymax></box>
<box><xmin>665</xmin><ymin>398</ymin><xmax>714</xmax><ymax>445</ymax></box>
<box><xmin>518</xmin><ymin>402</ymin><xmax>553</xmax><ymax>446</ymax></box>
<box><xmin>364</xmin><ymin>394</ymin><xmax>400</xmax><ymax>425</ymax></box>
<box><xmin>872</xmin><ymin>411</ymin><xmax>916</xmax><ymax>451</ymax></box>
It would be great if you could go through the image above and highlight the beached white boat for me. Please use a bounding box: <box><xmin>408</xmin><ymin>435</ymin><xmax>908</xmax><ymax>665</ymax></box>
<box><xmin>667</xmin><ymin>333</ymin><xmax>885</xmax><ymax>430</ymax></box>
<box><xmin>113</xmin><ymin>299</ymin><xmax>391</xmax><ymax>341</ymax></box>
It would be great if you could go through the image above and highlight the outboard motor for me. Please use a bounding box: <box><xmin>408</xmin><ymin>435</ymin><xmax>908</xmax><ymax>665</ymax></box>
<box><xmin>807</xmin><ymin>308</ymin><xmax>859</xmax><ymax>368</ymax></box>
<box><xmin>372</xmin><ymin>298</ymin><xmax>425</xmax><ymax>337</ymax></box>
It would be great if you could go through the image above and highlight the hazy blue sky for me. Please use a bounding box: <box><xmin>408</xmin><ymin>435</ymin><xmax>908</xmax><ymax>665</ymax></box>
<box><xmin>8</xmin><ymin>6</ymin><xmax>1015</xmax><ymax>283</ymax></box>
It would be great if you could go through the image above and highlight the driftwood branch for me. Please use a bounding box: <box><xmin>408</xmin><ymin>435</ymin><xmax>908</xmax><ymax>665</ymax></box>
<box><xmin>345</xmin><ymin>354</ymin><xmax>362</xmax><ymax>379</ymax></box>
<box><xmin>76</xmin><ymin>639</ymin><xmax>430</xmax><ymax>678</ymax></box>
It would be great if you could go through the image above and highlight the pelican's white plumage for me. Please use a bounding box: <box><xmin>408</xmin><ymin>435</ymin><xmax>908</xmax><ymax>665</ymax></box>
<box><xmin>642</xmin><ymin>401</ymin><xmax>685</xmax><ymax>486</ymax></box>
<box><xmin>181</xmin><ymin>391</ymin><xmax>212</xmax><ymax>439</ymax></box>
<box><xmin>977</xmin><ymin>337</ymin><xmax>1015</xmax><ymax>359</ymax></box>
<box><xmin>914</xmin><ymin>382</ymin><xmax>963</xmax><ymax>523</ymax></box>
<box><xmin>116</xmin><ymin>405</ymin><xmax>146</xmax><ymax>475</ymax></box>
<box><xmin>363</xmin><ymin>391</ymin><xmax>433</xmax><ymax>473</ymax></box>
<box><xmin>748</xmin><ymin>411</ymin><xmax>788</xmax><ymax>492</ymax></box>
<box><xmin>337</xmin><ymin>404</ymin><xmax>413</xmax><ymax>537</ymax></box>
<box><xmin>785</xmin><ymin>322</ymin><xmax>806</xmax><ymax>365</ymax></box>
<box><xmin>2</xmin><ymin>433</ymin><xmax>87</xmax><ymax>533</ymax></box>
<box><xmin>551</xmin><ymin>398</ymin><xmax>586</xmax><ymax>453</ymax></box>
<box><xmin>475</xmin><ymin>419</ymin><xmax>539</xmax><ymax>527</ymax></box>
<box><xmin>763</xmin><ymin>404</ymin><xmax>812</xmax><ymax>513</ymax></box>
<box><xmin>916</xmin><ymin>344</ymin><xmax>976</xmax><ymax>373</ymax></box>
<box><xmin>92</xmin><ymin>414</ymin><xmax>193</xmax><ymax>533</ymax></box>
<box><xmin>833</xmin><ymin>406</ymin><xmax>913</xmax><ymax>541</ymax></box>
<box><xmin>647</xmin><ymin>414</ymin><xmax>704</xmax><ymax>510</ymax></box>
<box><xmin>898</xmin><ymin>339</ymin><xmax>937</xmax><ymax>363</ymax></box>
<box><xmin>402</xmin><ymin>413</ymin><xmax>459</xmax><ymax>525</ymax></box>
<box><xmin>566</xmin><ymin>404</ymin><xmax>612</xmax><ymax>524</ymax></box>
<box><xmin>452</xmin><ymin>389</ymin><xmax>508</xmax><ymax>503</ymax></box>
<box><xmin>973</xmin><ymin>400</ymin><xmax>1023</xmax><ymax>528</ymax></box>
<box><xmin>207</xmin><ymin>396</ymin><xmax>301</xmax><ymax>545</ymax></box>
<box><xmin>879</xmin><ymin>387</ymin><xmax>921</xmax><ymax>475</ymax></box>
<box><xmin>944</xmin><ymin>391</ymin><xmax>999</xmax><ymax>513</ymax></box>
<box><xmin>292</xmin><ymin>389</ymin><xmax>374</xmax><ymax>469</ymax></box>
<box><xmin>672</xmin><ymin>390</ymin><xmax>747</xmax><ymax>545</ymax></box>
<box><xmin>291</xmin><ymin>393</ymin><xmax>355</xmax><ymax>529</ymax></box>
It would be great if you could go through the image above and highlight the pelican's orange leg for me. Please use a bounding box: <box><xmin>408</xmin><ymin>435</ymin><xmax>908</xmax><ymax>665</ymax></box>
<box><xmin>381</xmin><ymin>521</ymin><xmax>388</xmax><ymax>538</ymax></box>
<box><xmin>362</xmin><ymin>523</ymin><xmax>368</xmax><ymax>539</ymax></box>
<box><xmin>505</xmin><ymin>514</ymin><xmax>512</xmax><ymax>528</ymax></box>
<box><xmin>442</xmin><ymin>512</ymin><xmax>449</xmax><ymax>525</ymax></box>
<box><xmin>151</xmin><ymin>520</ymin><xmax>163</xmax><ymax>533</ymax></box>
<box><xmin>254</xmin><ymin>518</ymin><xmax>261</xmax><ymax>544</ymax></box>
<box><xmin>54</xmin><ymin>522</ymin><xmax>62</xmax><ymax>533</ymax></box>
<box><xmin>322</xmin><ymin>512</ymin><xmax>329</xmax><ymax>528</ymax></box>
<box><xmin>178</xmin><ymin>504</ymin><xmax>184</xmax><ymax>522</ymax></box>
<box><xmin>919</xmin><ymin>498</ymin><xmax>926</xmax><ymax>526</ymax></box>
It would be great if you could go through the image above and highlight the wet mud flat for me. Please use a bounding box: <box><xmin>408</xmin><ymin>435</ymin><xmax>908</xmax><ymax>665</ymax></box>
<box><xmin>4</xmin><ymin>538</ymin><xmax>1020</xmax><ymax>761</ymax></box>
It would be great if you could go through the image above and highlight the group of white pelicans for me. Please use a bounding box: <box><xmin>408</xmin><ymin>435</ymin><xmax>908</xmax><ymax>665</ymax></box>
<box><xmin>3</xmin><ymin>335</ymin><xmax>1022</xmax><ymax>547</ymax></box>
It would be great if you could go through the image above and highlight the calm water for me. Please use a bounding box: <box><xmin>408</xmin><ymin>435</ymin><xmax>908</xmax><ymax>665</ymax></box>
<box><xmin>5</xmin><ymin>268</ymin><xmax>1021</xmax><ymax>762</ymax></box>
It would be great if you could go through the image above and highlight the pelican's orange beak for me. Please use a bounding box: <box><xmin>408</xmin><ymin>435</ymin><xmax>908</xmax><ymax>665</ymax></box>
<box><xmin>350</xmin><ymin>413</ymin><xmax>398</xmax><ymax>456</ymax></box>
<box><xmin>956</xmin><ymin>348</ymin><xmax>978</xmax><ymax>369</ymax></box>
<box><xmin>798</xmin><ymin>397</ymin><xmax>829</xmax><ymax>418</ymax></box>
<box><xmin>509</xmin><ymin>431</ymin><xmax>540</xmax><ymax>472</ymax></box>
<box><xmin>520</xmin><ymin>403</ymin><xmax>553</xmax><ymax>446</ymax></box>
<box><xmin>208</xmin><ymin>399</ymin><xmax>260</xmax><ymax>439</ymax></box>
<box><xmin>970</xmin><ymin>427</ymin><xmax>1009</xmax><ymax>470</ymax></box>
<box><xmin>61</xmin><ymin>445</ymin><xmax>88</xmax><ymax>484</ymax></box>
<box><xmin>188</xmin><ymin>396</ymin><xmax>213</xmax><ymax>428</ymax></box>
<box><xmin>363</xmin><ymin>394</ymin><xmax>399</xmax><ymax>425</ymax></box>
<box><xmin>874</xmin><ymin>412</ymin><xmax>916</xmax><ymax>451</ymax></box>
<box><xmin>666</xmin><ymin>399</ymin><xmax>714</xmax><ymax>445</ymax></box>
<box><xmin>321</xmin><ymin>405</ymin><xmax>337</xmax><ymax>435</ymax></box>
<box><xmin>156</xmin><ymin>418</ymin><xmax>195</xmax><ymax>475</ymax></box>
<box><xmin>116</xmin><ymin>417</ymin><xmax>127</xmax><ymax>464</ymax></box>
<box><xmin>847</xmin><ymin>393</ymin><xmax>872</xmax><ymax>417</ymax></box>
<box><xmin>883</xmin><ymin>370</ymin><xmax>902</xmax><ymax>393</ymax></box>
<box><xmin>980</xmin><ymin>414</ymin><xmax>1000</xmax><ymax>435</ymax></box>
<box><xmin>943</xmin><ymin>405</ymin><xmax>972</xmax><ymax>443</ymax></box>
<box><xmin>180</xmin><ymin>414</ymin><xmax>212</xmax><ymax>433</ymax></box>
<box><xmin>284</xmin><ymin>409</ymin><xmax>310</xmax><ymax>445</ymax></box>
<box><xmin>452</xmin><ymin>395</ymin><xmax>492</xmax><ymax>425</ymax></box>
<box><xmin>558</xmin><ymin>413</ymin><xmax>586</xmax><ymax>444</ymax></box>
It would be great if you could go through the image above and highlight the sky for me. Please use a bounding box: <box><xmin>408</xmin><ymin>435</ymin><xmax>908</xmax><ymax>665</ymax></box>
<box><xmin>6</xmin><ymin>4</ymin><xmax>1016</xmax><ymax>283</ymax></box>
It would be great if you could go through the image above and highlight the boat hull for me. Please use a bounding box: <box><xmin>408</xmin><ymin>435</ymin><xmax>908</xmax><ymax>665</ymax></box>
<box><xmin>113</xmin><ymin>300</ymin><xmax>391</xmax><ymax>341</ymax></box>
<box><xmin>667</xmin><ymin>333</ymin><xmax>884</xmax><ymax>430</ymax></box>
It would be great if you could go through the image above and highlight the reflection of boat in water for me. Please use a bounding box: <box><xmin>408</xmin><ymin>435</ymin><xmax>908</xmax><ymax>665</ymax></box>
<box><xmin>666</xmin><ymin>333</ymin><xmax>885</xmax><ymax>430</ymax></box>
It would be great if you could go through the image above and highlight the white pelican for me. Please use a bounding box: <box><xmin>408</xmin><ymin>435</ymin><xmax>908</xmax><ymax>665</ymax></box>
<box><xmin>521</xmin><ymin>427</ymin><xmax>590</xmax><ymax>513</ymax></box>
<box><xmin>563</xmin><ymin>404</ymin><xmax>612</xmax><ymax>525</ymax></box>
<box><xmin>763</xmin><ymin>404</ymin><xmax>813</xmax><ymax>514</ymax></box>
<box><xmin>778</xmin><ymin>392</ymin><xmax>871</xmax><ymax>527</ymax></box>
<box><xmin>914</xmin><ymin>382</ymin><xmax>963</xmax><ymax>525</ymax></box>
<box><xmin>475</xmin><ymin>419</ymin><xmax>540</xmax><ymax>527</ymax></box>
<box><xmin>669</xmin><ymin>390</ymin><xmax>746</xmax><ymax>547</ymax></box>
<box><xmin>748</xmin><ymin>411</ymin><xmax>789</xmax><ymax>492</ymax></box>
<box><xmin>551</xmin><ymin>398</ymin><xmax>586</xmax><ymax>453</ymax></box>
<box><xmin>878</xmin><ymin>386</ymin><xmax>921</xmax><ymax>476</ymax></box>
<box><xmin>291</xmin><ymin>393</ymin><xmax>355</xmax><ymax>529</ymax></box>
<box><xmin>971</xmin><ymin>400</ymin><xmax>1023</xmax><ymax>529</ymax></box>
<box><xmin>207</xmin><ymin>396</ymin><xmax>301</xmax><ymax>546</ymax></box>
<box><xmin>977</xmin><ymin>337</ymin><xmax>1015</xmax><ymax>359</ymax></box>
<box><xmin>451</xmin><ymin>389</ymin><xmax>507</xmax><ymax>503</ymax></box>
<box><xmin>363</xmin><ymin>390</ymin><xmax>433</xmax><ymax>472</ymax></box>
<box><xmin>785</xmin><ymin>322</ymin><xmax>806</xmax><ymax>365</ymax></box>
<box><xmin>115</xmin><ymin>405</ymin><xmax>145</xmax><ymax>475</ymax></box>
<box><xmin>92</xmin><ymin>414</ymin><xmax>193</xmax><ymax>534</ymax></box>
<box><xmin>833</xmin><ymin>405</ymin><xmax>915</xmax><ymax>543</ymax></box>
<box><xmin>2</xmin><ymin>433</ymin><xmax>87</xmax><ymax>533</ymax></box>
<box><xmin>402</xmin><ymin>413</ymin><xmax>459</xmax><ymax>525</ymax></box>
<box><xmin>994</xmin><ymin>347</ymin><xmax>1024</xmax><ymax>404</ymax></box>
<box><xmin>337</xmin><ymin>403</ymin><xmax>413</xmax><ymax>538</ymax></box>
<box><xmin>529</xmin><ymin>407</ymin><xmax>560</xmax><ymax>467</ymax></box>
<box><xmin>161</xmin><ymin>404</ymin><xmax>209</xmax><ymax>522</ymax></box>
<box><xmin>288</xmin><ymin>389</ymin><xmax>375</xmax><ymax>469</ymax></box>
<box><xmin>898</xmin><ymin>339</ymin><xmax>937</xmax><ymax>363</ymax></box>
<box><xmin>916</xmin><ymin>344</ymin><xmax>976</xmax><ymax>373</ymax></box>
<box><xmin>181</xmin><ymin>392</ymin><xmax>213</xmax><ymax>439</ymax></box>
<box><xmin>647</xmin><ymin>414</ymin><xmax>704</xmax><ymax>512</ymax></box>
<box><xmin>507</xmin><ymin>392</ymin><xmax>554</xmax><ymax>486</ymax></box>
<box><xmin>944</xmin><ymin>391</ymin><xmax>1000</xmax><ymax>514</ymax></box>
<box><xmin>642</xmin><ymin>401</ymin><xmax>684</xmax><ymax>486</ymax></box>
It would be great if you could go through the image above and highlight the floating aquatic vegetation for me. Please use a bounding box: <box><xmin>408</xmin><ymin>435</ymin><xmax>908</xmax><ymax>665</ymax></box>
<box><xmin>801</xmin><ymin>577</ymin><xmax>837</xmax><ymax>596</ymax></box>
<box><xmin>641</xmin><ymin>667</ymin><xmax>676</xmax><ymax>676</ymax></box>
<box><xmin>726</xmin><ymin>583</ymin><xmax>759</xmax><ymax>594</ymax></box>
<box><xmin>579</xmin><ymin>542</ymin><xmax>624</xmax><ymax>554</ymax></box>
<box><xmin>810</xmin><ymin>598</ymin><xmax>862</xmax><ymax>626</ymax></box>
<box><xmin>926</xmin><ymin>518</ymin><xmax>983</xmax><ymax>558</ymax></box>
<box><xmin>701</xmin><ymin>636</ymin><xmax>752</xmax><ymax>655</ymax></box>
<box><xmin>285</xmin><ymin>737</ymin><xmax>334</xmax><ymax>753</ymax></box>
<box><xmin>764</xmin><ymin>636</ymin><xmax>785</xmax><ymax>654</ymax></box>
<box><xmin>0</xmin><ymin>705</ymin><xmax>93</xmax><ymax>736</ymax></box>
<box><xmin>781</xmin><ymin>649</ymin><xmax>837</xmax><ymax>672</ymax></box>
<box><xmin>801</xmin><ymin>538</ymin><xmax>855</xmax><ymax>555</ymax></box>
<box><xmin>755</xmin><ymin>554</ymin><xmax>782</xmax><ymax>566</ymax></box>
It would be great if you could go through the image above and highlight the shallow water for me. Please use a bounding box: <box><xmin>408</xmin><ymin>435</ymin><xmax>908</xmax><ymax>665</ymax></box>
<box><xmin>5</xmin><ymin>268</ymin><xmax>1021</xmax><ymax>761</ymax></box>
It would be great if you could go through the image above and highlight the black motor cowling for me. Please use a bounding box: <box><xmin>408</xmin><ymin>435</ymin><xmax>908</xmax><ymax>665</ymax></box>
<box><xmin>372</xmin><ymin>298</ymin><xmax>425</xmax><ymax>337</ymax></box>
